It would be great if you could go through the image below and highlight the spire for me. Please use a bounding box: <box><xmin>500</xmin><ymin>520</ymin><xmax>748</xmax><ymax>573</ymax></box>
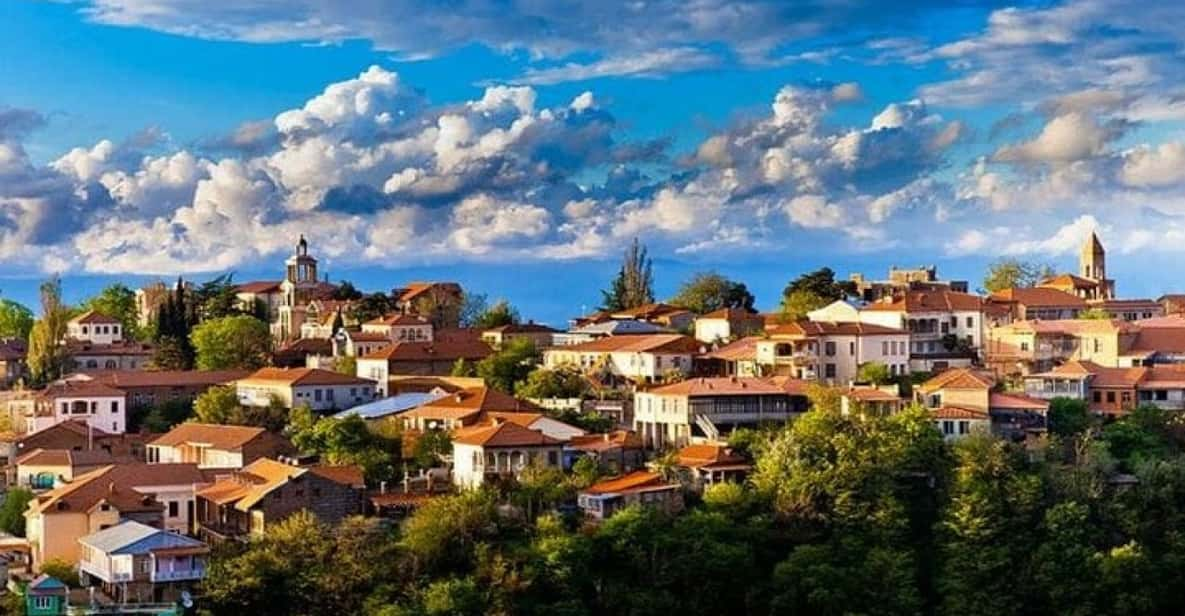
<box><xmin>1082</xmin><ymin>230</ymin><xmax>1104</xmax><ymax>256</ymax></box>
<box><xmin>297</xmin><ymin>234</ymin><xmax>308</xmax><ymax>256</ymax></box>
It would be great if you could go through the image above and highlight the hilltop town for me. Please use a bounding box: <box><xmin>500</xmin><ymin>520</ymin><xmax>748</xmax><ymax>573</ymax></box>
<box><xmin>1</xmin><ymin>231</ymin><xmax>1185</xmax><ymax>614</ymax></box>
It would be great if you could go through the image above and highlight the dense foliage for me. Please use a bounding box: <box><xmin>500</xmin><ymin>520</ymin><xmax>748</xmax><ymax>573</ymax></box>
<box><xmin>82</xmin><ymin>283</ymin><xmax>143</xmax><ymax>340</ymax></box>
<box><xmin>601</xmin><ymin>237</ymin><xmax>654</xmax><ymax>311</ymax></box>
<box><xmin>981</xmin><ymin>258</ymin><xmax>1056</xmax><ymax>293</ymax></box>
<box><xmin>669</xmin><ymin>271</ymin><xmax>756</xmax><ymax>314</ymax></box>
<box><xmin>198</xmin><ymin>394</ymin><xmax>1185</xmax><ymax>616</ymax></box>
<box><xmin>191</xmin><ymin>315</ymin><xmax>272</xmax><ymax>370</ymax></box>
<box><xmin>0</xmin><ymin>298</ymin><xmax>35</xmax><ymax>340</ymax></box>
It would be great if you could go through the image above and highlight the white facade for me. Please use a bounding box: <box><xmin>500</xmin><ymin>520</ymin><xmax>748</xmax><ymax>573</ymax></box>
<box><xmin>148</xmin><ymin>444</ymin><xmax>244</xmax><ymax>470</ymax></box>
<box><xmin>754</xmin><ymin>332</ymin><xmax>910</xmax><ymax>384</ymax></box>
<box><xmin>237</xmin><ymin>381</ymin><xmax>375</xmax><ymax>411</ymax></box>
<box><xmin>67</xmin><ymin>320</ymin><xmax>123</xmax><ymax>345</ymax></box>
<box><xmin>356</xmin><ymin>357</ymin><xmax>390</xmax><ymax>396</ymax></box>
<box><xmin>27</xmin><ymin>394</ymin><xmax>126</xmax><ymax>435</ymax></box>
<box><xmin>452</xmin><ymin>442</ymin><xmax>563</xmax><ymax>489</ymax></box>
<box><xmin>542</xmin><ymin>349</ymin><xmax>693</xmax><ymax>381</ymax></box>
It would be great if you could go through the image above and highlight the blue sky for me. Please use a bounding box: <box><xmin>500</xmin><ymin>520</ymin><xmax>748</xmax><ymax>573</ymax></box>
<box><xmin>4</xmin><ymin>0</ymin><xmax>1185</xmax><ymax>325</ymax></box>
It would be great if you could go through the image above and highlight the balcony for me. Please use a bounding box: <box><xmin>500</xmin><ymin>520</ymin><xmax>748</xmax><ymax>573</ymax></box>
<box><xmin>79</xmin><ymin>562</ymin><xmax>131</xmax><ymax>583</ymax></box>
<box><xmin>150</xmin><ymin>566</ymin><xmax>205</xmax><ymax>583</ymax></box>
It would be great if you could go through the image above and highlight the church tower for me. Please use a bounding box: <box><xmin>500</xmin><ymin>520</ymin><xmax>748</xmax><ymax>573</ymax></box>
<box><xmin>1079</xmin><ymin>231</ymin><xmax>1114</xmax><ymax>299</ymax></box>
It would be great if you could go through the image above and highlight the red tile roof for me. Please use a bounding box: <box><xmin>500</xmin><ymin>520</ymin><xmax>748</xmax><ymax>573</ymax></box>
<box><xmin>238</xmin><ymin>367</ymin><xmax>373</xmax><ymax>387</ymax></box>
<box><xmin>553</xmin><ymin>334</ymin><xmax>701</xmax><ymax>354</ymax></box>
<box><xmin>767</xmin><ymin>320</ymin><xmax>906</xmax><ymax>337</ymax></box>
<box><xmin>359</xmin><ymin>340</ymin><xmax>493</xmax><ymax>362</ymax></box>
<box><xmin>643</xmin><ymin>377</ymin><xmax>785</xmax><ymax>397</ymax></box>
<box><xmin>583</xmin><ymin>470</ymin><xmax>674</xmax><ymax>495</ymax></box>
<box><xmin>149</xmin><ymin>423</ymin><xmax>268</xmax><ymax>450</ymax></box>
<box><xmin>451</xmin><ymin>421</ymin><xmax>561</xmax><ymax>447</ymax></box>
<box><xmin>676</xmin><ymin>443</ymin><xmax>749</xmax><ymax>469</ymax></box>
<box><xmin>702</xmin><ymin>337</ymin><xmax>760</xmax><ymax>361</ymax></box>
<box><xmin>567</xmin><ymin>430</ymin><xmax>643</xmax><ymax>452</ymax></box>
<box><xmin>990</xmin><ymin>287</ymin><xmax>1087</xmax><ymax>308</ymax></box>
<box><xmin>863</xmin><ymin>290</ymin><xmax>987</xmax><ymax>313</ymax></box>
<box><xmin>236</xmin><ymin>280</ymin><xmax>282</xmax><ymax>294</ymax></box>
<box><xmin>84</xmin><ymin>369</ymin><xmax>249</xmax><ymax>388</ymax></box>
<box><xmin>932</xmin><ymin>406</ymin><xmax>990</xmax><ymax>420</ymax></box>
<box><xmin>989</xmin><ymin>392</ymin><xmax>1049</xmax><ymax>411</ymax></box>
<box><xmin>69</xmin><ymin>310</ymin><xmax>120</xmax><ymax>325</ymax></box>
<box><xmin>402</xmin><ymin>387</ymin><xmax>540</xmax><ymax>421</ymax></box>
<box><xmin>917</xmin><ymin>368</ymin><xmax>996</xmax><ymax>393</ymax></box>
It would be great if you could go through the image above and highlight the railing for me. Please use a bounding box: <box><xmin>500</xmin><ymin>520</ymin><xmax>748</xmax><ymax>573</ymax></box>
<box><xmin>79</xmin><ymin>563</ymin><xmax>131</xmax><ymax>583</ymax></box>
<box><xmin>151</xmin><ymin>567</ymin><xmax>205</xmax><ymax>582</ymax></box>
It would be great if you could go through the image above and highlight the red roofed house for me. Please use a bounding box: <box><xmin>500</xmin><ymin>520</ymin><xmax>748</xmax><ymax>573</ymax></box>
<box><xmin>853</xmin><ymin>290</ymin><xmax>992</xmax><ymax>372</ymax></box>
<box><xmin>755</xmin><ymin>320</ymin><xmax>910</xmax><ymax>382</ymax></box>
<box><xmin>542</xmin><ymin>334</ymin><xmax>702</xmax><ymax>385</ymax></box>
<box><xmin>400</xmin><ymin>387</ymin><xmax>542</xmax><ymax>431</ymax></box>
<box><xmin>565</xmin><ymin>430</ymin><xmax>645</xmax><ymax>475</ymax></box>
<box><xmin>693</xmin><ymin>308</ymin><xmax>764</xmax><ymax>344</ymax></box>
<box><xmin>676</xmin><ymin>443</ymin><xmax>751</xmax><ymax>488</ymax></box>
<box><xmin>76</xmin><ymin>369</ymin><xmax>249</xmax><ymax>413</ymax></box>
<box><xmin>450</xmin><ymin>419</ymin><xmax>564</xmax><ymax>488</ymax></box>
<box><xmin>633</xmin><ymin>376</ymin><xmax>809</xmax><ymax>449</ymax></box>
<box><xmin>918</xmin><ymin>368</ymin><xmax>1048</xmax><ymax>439</ymax></box>
<box><xmin>65</xmin><ymin>311</ymin><xmax>154</xmax><ymax>372</ymax></box>
<box><xmin>355</xmin><ymin>339</ymin><xmax>494</xmax><ymax>395</ymax></box>
<box><xmin>393</xmin><ymin>282</ymin><xmax>465</xmax><ymax>329</ymax></box>
<box><xmin>577</xmin><ymin>471</ymin><xmax>682</xmax><ymax>520</ymax></box>
<box><xmin>24</xmin><ymin>380</ymin><xmax>128</xmax><ymax>435</ymax></box>
<box><xmin>235</xmin><ymin>367</ymin><xmax>375</xmax><ymax>411</ymax></box>
<box><xmin>147</xmin><ymin>423</ymin><xmax>293</xmax><ymax>469</ymax></box>
<box><xmin>932</xmin><ymin>406</ymin><xmax>991</xmax><ymax>441</ymax></box>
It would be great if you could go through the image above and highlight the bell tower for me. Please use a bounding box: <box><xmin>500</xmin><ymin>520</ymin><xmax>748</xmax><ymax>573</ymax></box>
<box><xmin>285</xmin><ymin>234</ymin><xmax>318</xmax><ymax>285</ymax></box>
<box><xmin>1080</xmin><ymin>231</ymin><xmax>1105</xmax><ymax>282</ymax></box>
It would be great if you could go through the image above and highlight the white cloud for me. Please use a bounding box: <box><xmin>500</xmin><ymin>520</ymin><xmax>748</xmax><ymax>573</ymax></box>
<box><xmin>1120</xmin><ymin>142</ymin><xmax>1185</xmax><ymax>187</ymax></box>
<box><xmin>994</xmin><ymin>112</ymin><xmax>1117</xmax><ymax>164</ymax></box>
<box><xmin>515</xmin><ymin>48</ymin><xmax>718</xmax><ymax>85</ymax></box>
<box><xmin>784</xmin><ymin>195</ymin><xmax>844</xmax><ymax>229</ymax></box>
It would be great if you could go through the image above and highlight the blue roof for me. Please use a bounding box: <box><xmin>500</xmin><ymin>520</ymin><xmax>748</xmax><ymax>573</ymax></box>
<box><xmin>79</xmin><ymin>520</ymin><xmax>204</xmax><ymax>555</ymax></box>
<box><xmin>333</xmin><ymin>392</ymin><xmax>445</xmax><ymax>420</ymax></box>
<box><xmin>29</xmin><ymin>574</ymin><xmax>67</xmax><ymax>591</ymax></box>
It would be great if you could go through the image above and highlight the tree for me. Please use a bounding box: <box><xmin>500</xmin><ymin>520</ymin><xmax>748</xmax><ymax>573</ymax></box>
<box><xmin>669</xmin><ymin>272</ymin><xmax>755</xmax><ymax>314</ymax></box>
<box><xmin>335</xmin><ymin>355</ymin><xmax>357</xmax><ymax>377</ymax></box>
<box><xmin>193</xmin><ymin>385</ymin><xmax>241</xmax><ymax>425</ymax></box>
<box><xmin>194</xmin><ymin>274</ymin><xmax>243</xmax><ymax>321</ymax></box>
<box><xmin>857</xmin><ymin>361</ymin><xmax>892</xmax><ymax>385</ymax></box>
<box><xmin>413</xmin><ymin>430</ymin><xmax>454</xmax><ymax>469</ymax></box>
<box><xmin>138</xmin><ymin>399</ymin><xmax>193</xmax><ymax>433</ymax></box>
<box><xmin>600</xmin><ymin>238</ymin><xmax>654</xmax><ymax>311</ymax></box>
<box><xmin>0</xmin><ymin>488</ymin><xmax>34</xmax><ymax>536</ymax></box>
<box><xmin>82</xmin><ymin>283</ymin><xmax>142</xmax><ymax>340</ymax></box>
<box><xmin>475</xmin><ymin>338</ymin><xmax>539</xmax><ymax>394</ymax></box>
<box><xmin>350</xmin><ymin>292</ymin><xmax>395</xmax><ymax>324</ymax></box>
<box><xmin>458</xmin><ymin>292</ymin><xmax>489</xmax><ymax>328</ymax></box>
<box><xmin>471</xmin><ymin>299</ymin><xmax>520</xmax><ymax>329</ymax></box>
<box><xmin>288</xmin><ymin>406</ymin><xmax>397</xmax><ymax>481</ymax></box>
<box><xmin>332</xmin><ymin>280</ymin><xmax>364</xmax><ymax>301</ymax></box>
<box><xmin>515</xmin><ymin>367</ymin><xmax>588</xmax><ymax>399</ymax></box>
<box><xmin>152</xmin><ymin>278</ymin><xmax>196</xmax><ymax>370</ymax></box>
<box><xmin>451</xmin><ymin>358</ymin><xmax>475</xmax><ymax>377</ymax></box>
<box><xmin>0</xmin><ymin>299</ymin><xmax>34</xmax><ymax>340</ymax></box>
<box><xmin>26</xmin><ymin>277</ymin><xmax>70</xmax><ymax>385</ymax></box>
<box><xmin>981</xmin><ymin>258</ymin><xmax>1055</xmax><ymax>293</ymax></box>
<box><xmin>191</xmin><ymin>315</ymin><xmax>272</xmax><ymax>370</ymax></box>
<box><xmin>782</xmin><ymin>267</ymin><xmax>854</xmax><ymax>302</ymax></box>
<box><xmin>1048</xmin><ymin>397</ymin><xmax>1093</xmax><ymax>437</ymax></box>
<box><xmin>40</xmin><ymin>559</ymin><xmax>80</xmax><ymax>587</ymax></box>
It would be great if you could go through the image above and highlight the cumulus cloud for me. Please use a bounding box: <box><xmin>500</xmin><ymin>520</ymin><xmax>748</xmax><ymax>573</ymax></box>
<box><xmin>1120</xmin><ymin>142</ymin><xmax>1185</xmax><ymax>188</ymax></box>
<box><xmin>993</xmin><ymin>112</ymin><xmax>1124</xmax><ymax>164</ymax></box>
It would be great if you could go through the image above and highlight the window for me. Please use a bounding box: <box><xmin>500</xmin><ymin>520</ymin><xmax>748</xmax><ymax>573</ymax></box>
<box><xmin>966</xmin><ymin>317</ymin><xmax>973</xmax><ymax>328</ymax></box>
<box><xmin>882</xmin><ymin>341</ymin><xmax>888</xmax><ymax>355</ymax></box>
<box><xmin>824</xmin><ymin>363</ymin><xmax>836</xmax><ymax>378</ymax></box>
<box><xmin>1157</xmin><ymin>390</ymin><xmax>1169</xmax><ymax>401</ymax></box>
<box><xmin>1093</xmin><ymin>391</ymin><xmax>1102</xmax><ymax>403</ymax></box>
<box><xmin>168</xmin><ymin>501</ymin><xmax>179</xmax><ymax>517</ymax></box>
<box><xmin>314</xmin><ymin>389</ymin><xmax>323</xmax><ymax>402</ymax></box>
<box><xmin>81</xmin><ymin>326</ymin><xmax>89</xmax><ymax>334</ymax></box>
<box><xmin>824</xmin><ymin>342</ymin><xmax>836</xmax><ymax>356</ymax></box>
<box><xmin>139</xmin><ymin>559</ymin><xmax>151</xmax><ymax>573</ymax></box>
<box><xmin>958</xmin><ymin>421</ymin><xmax>970</xmax><ymax>434</ymax></box>
<box><xmin>313</xmin><ymin>488</ymin><xmax>322</xmax><ymax>498</ymax></box>
<box><xmin>1106</xmin><ymin>391</ymin><xmax>1116</xmax><ymax>403</ymax></box>
<box><xmin>548</xmin><ymin>451</ymin><xmax>558</xmax><ymax>466</ymax></box>
<box><xmin>33</xmin><ymin>596</ymin><xmax>52</xmax><ymax>609</ymax></box>
<box><xmin>949</xmin><ymin>317</ymin><xmax>957</xmax><ymax>328</ymax></box>
<box><xmin>1021</xmin><ymin>342</ymin><xmax>1030</xmax><ymax>352</ymax></box>
<box><xmin>1093</xmin><ymin>339</ymin><xmax>1101</xmax><ymax>353</ymax></box>
<box><xmin>110</xmin><ymin>401</ymin><xmax>118</xmax><ymax>414</ymax></box>
<box><xmin>942</xmin><ymin>421</ymin><xmax>954</xmax><ymax>435</ymax></box>
<box><xmin>849</xmin><ymin>342</ymin><xmax>855</xmax><ymax>355</ymax></box>
<box><xmin>326</xmin><ymin>389</ymin><xmax>334</xmax><ymax>401</ymax></box>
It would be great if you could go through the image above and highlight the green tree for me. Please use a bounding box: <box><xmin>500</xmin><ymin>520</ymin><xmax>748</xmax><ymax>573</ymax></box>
<box><xmin>600</xmin><ymin>238</ymin><xmax>654</xmax><ymax>311</ymax></box>
<box><xmin>194</xmin><ymin>274</ymin><xmax>243</xmax><ymax>321</ymax></box>
<box><xmin>335</xmin><ymin>355</ymin><xmax>357</xmax><ymax>377</ymax></box>
<box><xmin>40</xmin><ymin>559</ymin><xmax>80</xmax><ymax>587</ymax></box>
<box><xmin>857</xmin><ymin>361</ymin><xmax>892</xmax><ymax>385</ymax></box>
<box><xmin>0</xmin><ymin>299</ymin><xmax>34</xmax><ymax>340</ymax></box>
<box><xmin>471</xmin><ymin>299</ymin><xmax>520</xmax><ymax>329</ymax></box>
<box><xmin>82</xmin><ymin>283</ymin><xmax>142</xmax><ymax>340</ymax></box>
<box><xmin>332</xmin><ymin>280</ymin><xmax>363</xmax><ymax>301</ymax></box>
<box><xmin>778</xmin><ymin>289</ymin><xmax>828</xmax><ymax>322</ymax></box>
<box><xmin>1078</xmin><ymin>307</ymin><xmax>1111</xmax><ymax>320</ymax></box>
<box><xmin>191</xmin><ymin>314</ymin><xmax>272</xmax><ymax>370</ymax></box>
<box><xmin>458</xmin><ymin>292</ymin><xmax>488</xmax><ymax>328</ymax></box>
<box><xmin>981</xmin><ymin>258</ymin><xmax>1056</xmax><ymax>293</ymax></box>
<box><xmin>450</xmin><ymin>357</ymin><xmax>475</xmax><ymax>377</ymax></box>
<box><xmin>152</xmin><ymin>278</ymin><xmax>196</xmax><ymax>370</ymax></box>
<box><xmin>515</xmin><ymin>366</ymin><xmax>588</xmax><ymax>399</ymax></box>
<box><xmin>288</xmin><ymin>405</ymin><xmax>397</xmax><ymax>481</ymax></box>
<box><xmin>413</xmin><ymin>430</ymin><xmax>453</xmax><ymax>469</ymax></box>
<box><xmin>135</xmin><ymin>398</ymin><xmax>193</xmax><ymax>433</ymax></box>
<box><xmin>349</xmin><ymin>292</ymin><xmax>396</xmax><ymax>324</ymax></box>
<box><xmin>669</xmin><ymin>271</ymin><xmax>755</xmax><ymax>314</ymax></box>
<box><xmin>0</xmin><ymin>488</ymin><xmax>34</xmax><ymax>536</ymax></box>
<box><xmin>782</xmin><ymin>267</ymin><xmax>854</xmax><ymax>302</ymax></box>
<box><xmin>26</xmin><ymin>277</ymin><xmax>70</xmax><ymax>384</ymax></box>
<box><xmin>1048</xmin><ymin>397</ymin><xmax>1093</xmax><ymax>436</ymax></box>
<box><xmin>192</xmin><ymin>385</ymin><xmax>241</xmax><ymax>424</ymax></box>
<box><xmin>475</xmin><ymin>338</ymin><xmax>539</xmax><ymax>394</ymax></box>
<box><xmin>400</xmin><ymin>491</ymin><xmax>498</xmax><ymax>572</ymax></box>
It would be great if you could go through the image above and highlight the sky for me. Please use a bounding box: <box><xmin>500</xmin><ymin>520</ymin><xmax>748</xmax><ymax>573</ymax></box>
<box><xmin>4</xmin><ymin>0</ymin><xmax>1185</xmax><ymax>326</ymax></box>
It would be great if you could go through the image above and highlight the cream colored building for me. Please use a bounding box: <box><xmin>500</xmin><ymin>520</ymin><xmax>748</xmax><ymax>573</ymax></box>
<box><xmin>235</xmin><ymin>367</ymin><xmax>375</xmax><ymax>411</ymax></box>
<box><xmin>451</xmin><ymin>421</ymin><xmax>563</xmax><ymax>489</ymax></box>
<box><xmin>755</xmin><ymin>321</ymin><xmax>909</xmax><ymax>383</ymax></box>
<box><xmin>541</xmin><ymin>334</ymin><xmax>702</xmax><ymax>383</ymax></box>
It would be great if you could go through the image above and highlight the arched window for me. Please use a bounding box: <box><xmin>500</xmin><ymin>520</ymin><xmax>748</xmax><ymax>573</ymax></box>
<box><xmin>104</xmin><ymin>360</ymin><xmax>117</xmax><ymax>369</ymax></box>
<box><xmin>86</xmin><ymin>360</ymin><xmax>98</xmax><ymax>369</ymax></box>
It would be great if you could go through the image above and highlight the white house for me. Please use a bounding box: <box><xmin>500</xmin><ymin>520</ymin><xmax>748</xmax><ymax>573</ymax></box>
<box><xmin>360</xmin><ymin>314</ymin><xmax>434</xmax><ymax>342</ymax></box>
<box><xmin>66</xmin><ymin>311</ymin><xmax>124</xmax><ymax>345</ymax></box>
<box><xmin>932</xmin><ymin>406</ymin><xmax>991</xmax><ymax>442</ymax></box>
<box><xmin>451</xmin><ymin>420</ymin><xmax>564</xmax><ymax>489</ymax></box>
<box><xmin>25</xmin><ymin>381</ymin><xmax>127</xmax><ymax>435</ymax></box>
<box><xmin>693</xmin><ymin>308</ymin><xmax>764</xmax><ymax>344</ymax></box>
<box><xmin>541</xmin><ymin>334</ymin><xmax>702</xmax><ymax>383</ymax></box>
<box><xmin>235</xmin><ymin>367</ymin><xmax>375</xmax><ymax>411</ymax></box>
<box><xmin>754</xmin><ymin>321</ymin><xmax>910</xmax><ymax>383</ymax></box>
<box><xmin>147</xmin><ymin>423</ymin><xmax>291</xmax><ymax>469</ymax></box>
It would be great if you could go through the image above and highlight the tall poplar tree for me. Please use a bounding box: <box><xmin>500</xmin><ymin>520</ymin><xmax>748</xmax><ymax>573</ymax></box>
<box><xmin>26</xmin><ymin>277</ymin><xmax>70</xmax><ymax>384</ymax></box>
<box><xmin>600</xmin><ymin>237</ymin><xmax>654</xmax><ymax>311</ymax></box>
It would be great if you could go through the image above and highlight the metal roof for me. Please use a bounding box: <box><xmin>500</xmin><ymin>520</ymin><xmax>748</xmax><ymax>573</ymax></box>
<box><xmin>333</xmin><ymin>391</ymin><xmax>447</xmax><ymax>420</ymax></box>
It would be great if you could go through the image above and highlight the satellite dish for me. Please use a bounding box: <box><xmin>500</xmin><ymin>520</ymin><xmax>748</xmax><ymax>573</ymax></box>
<box><xmin>181</xmin><ymin>590</ymin><xmax>193</xmax><ymax>608</ymax></box>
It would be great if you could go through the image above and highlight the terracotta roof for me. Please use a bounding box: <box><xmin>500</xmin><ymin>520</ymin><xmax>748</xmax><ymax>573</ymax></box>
<box><xmin>307</xmin><ymin>465</ymin><xmax>366</xmax><ymax>488</ymax></box>
<box><xmin>1091</xmin><ymin>366</ymin><xmax>1148</xmax><ymax>389</ymax></box>
<box><xmin>989</xmin><ymin>287</ymin><xmax>1087</xmax><ymax>308</ymax></box>
<box><xmin>1140</xmin><ymin>365</ymin><xmax>1185</xmax><ymax>389</ymax></box>
<box><xmin>643</xmin><ymin>377</ymin><xmax>786</xmax><ymax>397</ymax></box>
<box><xmin>66</xmin><ymin>341</ymin><xmax>155</xmax><ymax>357</ymax></box>
<box><xmin>765</xmin><ymin>375</ymin><xmax>812</xmax><ymax>395</ymax></box>
<box><xmin>402</xmin><ymin>387</ymin><xmax>540</xmax><ymax>422</ymax></box>
<box><xmin>195</xmin><ymin>458</ymin><xmax>360</xmax><ymax>511</ymax></box>
<box><xmin>84</xmin><ymin>369</ymin><xmax>249</xmax><ymax>388</ymax></box>
<box><xmin>451</xmin><ymin>421</ymin><xmax>561</xmax><ymax>447</ymax></box>
<box><xmin>1030</xmin><ymin>360</ymin><xmax>1100</xmax><ymax>378</ymax></box>
<box><xmin>863</xmin><ymin>290</ymin><xmax>987</xmax><ymax>313</ymax></box>
<box><xmin>15</xmin><ymin>447</ymin><xmax>115</xmax><ymax>467</ymax></box>
<box><xmin>359</xmin><ymin>340</ymin><xmax>493</xmax><ymax>362</ymax></box>
<box><xmin>39</xmin><ymin>381</ymin><xmax>126</xmax><ymax>399</ymax></box>
<box><xmin>932</xmin><ymin>406</ymin><xmax>990</xmax><ymax>420</ymax></box>
<box><xmin>397</xmin><ymin>282</ymin><xmax>462</xmax><ymax>303</ymax></box>
<box><xmin>549</xmin><ymin>334</ymin><xmax>701</xmax><ymax>354</ymax></box>
<box><xmin>844</xmin><ymin>388</ymin><xmax>902</xmax><ymax>402</ymax></box>
<box><xmin>345</xmin><ymin>331</ymin><xmax>393</xmax><ymax>343</ymax></box>
<box><xmin>917</xmin><ymin>368</ymin><xmax>996</xmax><ymax>393</ymax></box>
<box><xmin>676</xmin><ymin>443</ymin><xmax>749</xmax><ymax>469</ymax></box>
<box><xmin>1040</xmin><ymin>273</ymin><xmax>1101</xmax><ymax>289</ymax></box>
<box><xmin>583</xmin><ymin>470</ymin><xmax>673</xmax><ymax>495</ymax></box>
<box><xmin>767</xmin><ymin>320</ymin><xmax>907</xmax><ymax>337</ymax></box>
<box><xmin>69</xmin><ymin>310</ymin><xmax>120</xmax><ymax>325</ymax></box>
<box><xmin>989</xmin><ymin>392</ymin><xmax>1050</xmax><ymax>411</ymax></box>
<box><xmin>1000</xmin><ymin>319</ymin><xmax>1136</xmax><ymax>335</ymax></box>
<box><xmin>609</xmin><ymin>303</ymin><xmax>691</xmax><ymax>319</ymax></box>
<box><xmin>567</xmin><ymin>430</ymin><xmax>643</xmax><ymax>452</ymax></box>
<box><xmin>238</xmin><ymin>367</ymin><xmax>373</xmax><ymax>387</ymax></box>
<box><xmin>365</xmin><ymin>314</ymin><xmax>430</xmax><ymax>327</ymax></box>
<box><xmin>703</xmin><ymin>336</ymin><xmax>760</xmax><ymax>361</ymax></box>
<box><xmin>1131</xmin><ymin>328</ymin><xmax>1185</xmax><ymax>354</ymax></box>
<box><xmin>699</xmin><ymin>307</ymin><xmax>760</xmax><ymax>320</ymax></box>
<box><xmin>1135</xmin><ymin>316</ymin><xmax>1185</xmax><ymax>328</ymax></box>
<box><xmin>149</xmin><ymin>423</ymin><xmax>268</xmax><ymax>451</ymax></box>
<box><xmin>32</xmin><ymin>463</ymin><xmax>210</xmax><ymax>514</ymax></box>
<box><xmin>482</xmin><ymin>411</ymin><xmax>545</xmax><ymax>427</ymax></box>
<box><xmin>236</xmin><ymin>280</ymin><xmax>282</xmax><ymax>294</ymax></box>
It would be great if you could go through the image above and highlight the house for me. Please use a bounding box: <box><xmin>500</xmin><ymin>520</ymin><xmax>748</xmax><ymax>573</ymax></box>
<box><xmin>272</xmin><ymin>337</ymin><xmax>334</xmax><ymax>368</ymax></box>
<box><xmin>76</xmin><ymin>369</ymin><xmax>248</xmax><ymax>413</ymax></box>
<box><xmin>854</xmin><ymin>290</ymin><xmax>991</xmax><ymax>371</ymax></box>
<box><xmin>693</xmin><ymin>308</ymin><xmax>764</xmax><ymax>344</ymax></box>
<box><xmin>988</xmin><ymin>287</ymin><xmax>1086</xmax><ymax>321</ymax></box>
<box><xmin>400</xmin><ymin>387</ymin><xmax>541</xmax><ymax>431</ymax></box>
<box><xmin>1158</xmin><ymin>294</ymin><xmax>1185</xmax><ymax>316</ymax></box>
<box><xmin>564</xmin><ymin>430</ymin><xmax>645</xmax><ymax>475</ymax></box>
<box><xmin>194</xmin><ymin>458</ymin><xmax>365</xmax><ymax>541</ymax></box>
<box><xmin>451</xmin><ymin>420</ymin><xmax>565</xmax><ymax>488</ymax></box>
<box><xmin>235</xmin><ymin>280</ymin><xmax>285</xmax><ymax>321</ymax></box>
<box><xmin>356</xmin><ymin>339</ymin><xmax>494</xmax><ymax>395</ymax></box>
<box><xmin>917</xmin><ymin>368</ymin><xmax>1048</xmax><ymax>439</ymax></box>
<box><xmin>64</xmin><ymin>311</ymin><xmax>153</xmax><ymax>372</ymax></box>
<box><xmin>607</xmin><ymin>303</ymin><xmax>696</xmax><ymax>331</ymax></box>
<box><xmin>0</xmin><ymin>338</ymin><xmax>26</xmax><ymax>387</ymax></box>
<box><xmin>577</xmin><ymin>471</ymin><xmax>683</xmax><ymax>520</ymax></box>
<box><xmin>633</xmin><ymin>376</ymin><xmax>809</xmax><ymax>449</ymax></box>
<box><xmin>701</xmin><ymin>337</ymin><xmax>763</xmax><ymax>377</ymax></box>
<box><xmin>332</xmin><ymin>329</ymin><xmax>396</xmax><ymax>358</ymax></box>
<box><xmin>985</xmin><ymin>319</ymin><xmax>1143</xmax><ymax>376</ymax></box>
<box><xmin>361</xmin><ymin>313</ymin><xmax>434</xmax><ymax>342</ymax></box>
<box><xmin>755</xmin><ymin>321</ymin><xmax>910</xmax><ymax>382</ymax></box>
<box><xmin>848</xmin><ymin>265</ymin><xmax>969</xmax><ymax>302</ymax></box>
<box><xmin>78</xmin><ymin>520</ymin><xmax>208</xmax><ymax>604</ymax></box>
<box><xmin>24</xmin><ymin>575</ymin><xmax>68</xmax><ymax>616</ymax></box>
<box><xmin>561</xmin><ymin>319</ymin><xmax>669</xmax><ymax>346</ymax></box>
<box><xmin>23</xmin><ymin>380</ymin><xmax>127</xmax><ymax>435</ymax></box>
<box><xmin>932</xmin><ymin>406</ymin><xmax>991</xmax><ymax>442</ymax></box>
<box><xmin>5</xmin><ymin>420</ymin><xmax>149</xmax><ymax>469</ymax></box>
<box><xmin>675</xmin><ymin>443</ymin><xmax>751</xmax><ymax>488</ymax></box>
<box><xmin>15</xmin><ymin>448</ymin><xmax>115</xmax><ymax>490</ymax></box>
<box><xmin>840</xmin><ymin>385</ymin><xmax>906</xmax><ymax>416</ymax></box>
<box><xmin>914</xmin><ymin>368</ymin><xmax>995</xmax><ymax>411</ymax></box>
<box><xmin>1024</xmin><ymin>360</ymin><xmax>1185</xmax><ymax>416</ymax></box>
<box><xmin>1088</xmin><ymin>298</ymin><xmax>1163</xmax><ymax>321</ymax></box>
<box><xmin>542</xmin><ymin>334</ymin><xmax>702</xmax><ymax>384</ymax></box>
<box><xmin>147</xmin><ymin>423</ymin><xmax>293</xmax><ymax>469</ymax></box>
<box><xmin>393</xmin><ymin>282</ymin><xmax>465</xmax><ymax>328</ymax></box>
<box><xmin>235</xmin><ymin>367</ymin><xmax>375</xmax><ymax>411</ymax></box>
<box><xmin>24</xmin><ymin>463</ymin><xmax>211</xmax><ymax>568</ymax></box>
<box><xmin>272</xmin><ymin>237</ymin><xmax>340</xmax><ymax>342</ymax></box>
<box><xmin>481</xmin><ymin>322</ymin><xmax>559</xmax><ymax>349</ymax></box>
